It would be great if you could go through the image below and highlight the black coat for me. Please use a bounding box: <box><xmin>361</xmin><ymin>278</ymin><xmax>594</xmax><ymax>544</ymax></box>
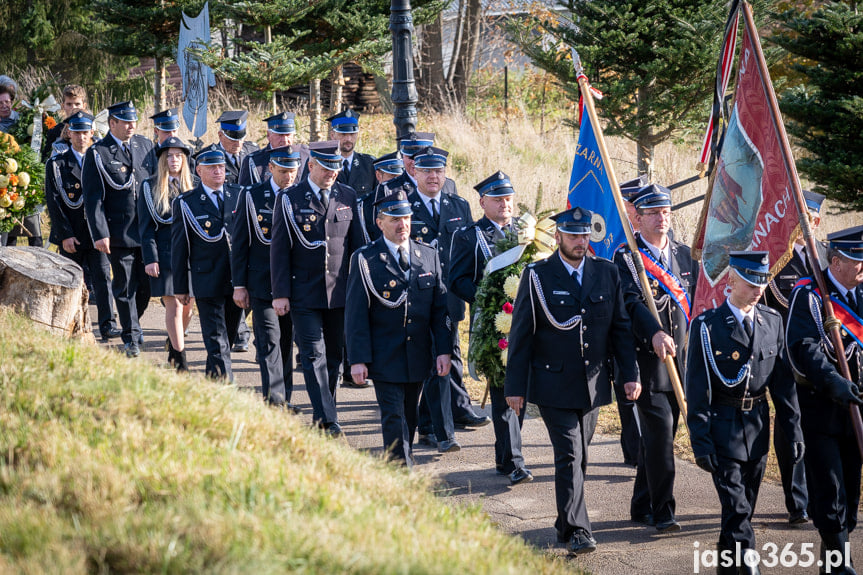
<box><xmin>336</xmin><ymin>152</ymin><xmax>377</xmax><ymax>197</ymax></box>
<box><xmin>82</xmin><ymin>133</ymin><xmax>154</xmax><ymax>247</ymax></box>
<box><xmin>448</xmin><ymin>216</ymin><xmax>515</xmax><ymax>305</ymax></box>
<box><xmin>407</xmin><ymin>189</ymin><xmax>473</xmax><ymax>322</ymax></box>
<box><xmin>786</xmin><ymin>272</ymin><xmax>863</xmax><ymax>435</ymax></box>
<box><xmin>230</xmin><ymin>179</ymin><xmax>280</xmax><ymax>300</ymax></box>
<box><xmin>686</xmin><ymin>301</ymin><xmax>802</xmax><ymax>461</ymax></box>
<box><xmin>763</xmin><ymin>242</ymin><xmax>828</xmax><ymax>320</ymax></box>
<box><xmin>269</xmin><ymin>180</ymin><xmax>363</xmax><ymax>309</ymax></box>
<box><xmin>171</xmin><ymin>182</ymin><xmax>241</xmax><ymax>298</ymax></box>
<box><xmin>136</xmin><ymin>176</ymin><xmax>178</xmax><ymax>266</ymax></box>
<box><xmin>218</xmin><ymin>141</ymin><xmax>258</xmax><ymax>184</ymax></box>
<box><xmin>504</xmin><ymin>252</ymin><xmax>639</xmax><ymax>410</ymax></box>
<box><xmin>45</xmin><ymin>149</ymin><xmax>93</xmax><ymax>248</ymax></box>
<box><xmin>613</xmin><ymin>234</ymin><xmax>697</xmax><ymax>393</ymax></box>
<box><xmin>345</xmin><ymin>237</ymin><xmax>452</xmax><ymax>383</ymax></box>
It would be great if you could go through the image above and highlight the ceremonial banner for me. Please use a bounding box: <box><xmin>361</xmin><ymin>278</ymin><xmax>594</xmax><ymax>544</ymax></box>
<box><xmin>178</xmin><ymin>2</ymin><xmax>215</xmax><ymax>141</ymax></box>
<box><xmin>692</xmin><ymin>3</ymin><xmax>800</xmax><ymax>313</ymax></box>
<box><xmin>567</xmin><ymin>101</ymin><xmax>625</xmax><ymax>260</ymax></box>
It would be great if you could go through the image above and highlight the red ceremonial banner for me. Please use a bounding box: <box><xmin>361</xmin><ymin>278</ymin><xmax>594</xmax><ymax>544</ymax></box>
<box><xmin>692</xmin><ymin>18</ymin><xmax>799</xmax><ymax>314</ymax></box>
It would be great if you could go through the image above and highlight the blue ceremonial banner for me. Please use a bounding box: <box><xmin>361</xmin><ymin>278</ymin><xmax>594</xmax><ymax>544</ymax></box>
<box><xmin>567</xmin><ymin>102</ymin><xmax>625</xmax><ymax>260</ymax></box>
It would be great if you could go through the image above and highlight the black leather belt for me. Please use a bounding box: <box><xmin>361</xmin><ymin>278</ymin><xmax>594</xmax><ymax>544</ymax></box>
<box><xmin>712</xmin><ymin>392</ymin><xmax>767</xmax><ymax>412</ymax></box>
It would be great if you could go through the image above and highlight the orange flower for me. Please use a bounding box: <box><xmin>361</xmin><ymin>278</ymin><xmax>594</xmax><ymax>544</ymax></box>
<box><xmin>8</xmin><ymin>174</ymin><xmax>18</xmax><ymax>186</ymax></box>
<box><xmin>0</xmin><ymin>188</ymin><xmax>6</xmax><ymax>196</ymax></box>
<box><xmin>44</xmin><ymin>116</ymin><xmax>57</xmax><ymax>130</ymax></box>
<box><xmin>9</xmin><ymin>192</ymin><xmax>18</xmax><ymax>201</ymax></box>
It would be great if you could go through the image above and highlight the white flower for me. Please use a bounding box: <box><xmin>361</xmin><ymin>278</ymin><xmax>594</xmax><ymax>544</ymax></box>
<box><xmin>17</xmin><ymin>172</ymin><xmax>29</xmax><ymax>188</ymax></box>
<box><xmin>494</xmin><ymin>310</ymin><xmax>512</xmax><ymax>334</ymax></box>
<box><xmin>5</xmin><ymin>158</ymin><xmax>18</xmax><ymax>173</ymax></box>
<box><xmin>503</xmin><ymin>275</ymin><xmax>520</xmax><ymax>299</ymax></box>
<box><xmin>0</xmin><ymin>195</ymin><xmax>10</xmax><ymax>208</ymax></box>
<box><xmin>12</xmin><ymin>197</ymin><xmax>25</xmax><ymax>211</ymax></box>
<box><xmin>0</xmin><ymin>175</ymin><xmax>8</xmax><ymax>188</ymax></box>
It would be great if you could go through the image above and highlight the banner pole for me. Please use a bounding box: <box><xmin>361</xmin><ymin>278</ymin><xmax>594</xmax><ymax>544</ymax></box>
<box><xmin>571</xmin><ymin>49</ymin><xmax>688</xmax><ymax>423</ymax></box>
<box><xmin>741</xmin><ymin>1</ymin><xmax>863</xmax><ymax>456</ymax></box>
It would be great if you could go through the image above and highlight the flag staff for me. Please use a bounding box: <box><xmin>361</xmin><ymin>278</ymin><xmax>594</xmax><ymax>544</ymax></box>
<box><xmin>571</xmin><ymin>48</ymin><xmax>689</xmax><ymax>422</ymax></box>
<box><xmin>740</xmin><ymin>1</ymin><xmax>863</xmax><ymax>456</ymax></box>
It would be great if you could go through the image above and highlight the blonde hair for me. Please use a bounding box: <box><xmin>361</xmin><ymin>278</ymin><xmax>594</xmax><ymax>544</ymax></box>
<box><xmin>154</xmin><ymin>151</ymin><xmax>193</xmax><ymax>215</ymax></box>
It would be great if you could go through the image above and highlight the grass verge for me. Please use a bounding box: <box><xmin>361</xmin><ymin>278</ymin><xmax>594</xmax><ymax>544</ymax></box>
<box><xmin>0</xmin><ymin>311</ymin><xmax>577</xmax><ymax>574</ymax></box>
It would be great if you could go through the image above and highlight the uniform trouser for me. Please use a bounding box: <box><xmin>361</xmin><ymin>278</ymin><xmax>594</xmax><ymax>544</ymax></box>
<box><xmin>614</xmin><ymin>379</ymin><xmax>641</xmax><ymax>465</ymax></box>
<box><xmin>539</xmin><ymin>405</ymin><xmax>592</xmax><ymax>541</ymax></box>
<box><xmin>631</xmin><ymin>390</ymin><xmax>680</xmax><ymax>523</ymax></box>
<box><xmin>712</xmin><ymin>454</ymin><xmax>766</xmax><ymax>550</ymax></box>
<box><xmin>374</xmin><ymin>380</ymin><xmax>422</xmax><ymax>464</ymax></box>
<box><xmin>421</xmin><ymin>372</ymin><xmax>454</xmax><ymax>442</ymax></box>
<box><xmin>291</xmin><ymin>306</ymin><xmax>343</xmax><ymax>425</ymax></box>
<box><xmin>196</xmin><ymin>295</ymin><xmax>241</xmax><ymax>380</ymax></box>
<box><xmin>236</xmin><ymin>308</ymin><xmax>251</xmax><ymax>344</ymax></box>
<box><xmin>489</xmin><ymin>385</ymin><xmax>525</xmax><ymax>473</ymax></box>
<box><xmin>59</xmin><ymin>245</ymin><xmax>116</xmax><ymax>335</ymax></box>
<box><xmin>417</xmin><ymin>321</ymin><xmax>476</xmax><ymax>433</ymax></box>
<box><xmin>108</xmin><ymin>246</ymin><xmax>145</xmax><ymax>344</ymax></box>
<box><xmin>802</xmin><ymin>419</ymin><xmax>862</xmax><ymax>534</ymax></box>
<box><xmin>774</xmin><ymin>418</ymin><xmax>809</xmax><ymax>515</ymax></box>
<box><xmin>5</xmin><ymin>214</ymin><xmax>43</xmax><ymax>247</ymax></box>
<box><xmin>250</xmin><ymin>297</ymin><xmax>293</xmax><ymax>404</ymax></box>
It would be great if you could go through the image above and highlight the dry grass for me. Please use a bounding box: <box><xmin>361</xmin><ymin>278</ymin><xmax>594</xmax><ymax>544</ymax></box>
<box><xmin>0</xmin><ymin>310</ymin><xmax>578</xmax><ymax>574</ymax></box>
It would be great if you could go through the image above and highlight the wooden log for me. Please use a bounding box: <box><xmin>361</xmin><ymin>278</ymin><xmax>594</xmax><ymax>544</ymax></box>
<box><xmin>0</xmin><ymin>247</ymin><xmax>94</xmax><ymax>343</ymax></box>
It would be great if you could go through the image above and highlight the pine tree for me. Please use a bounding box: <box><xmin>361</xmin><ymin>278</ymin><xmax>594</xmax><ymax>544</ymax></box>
<box><xmin>92</xmin><ymin>0</ymin><xmax>206</xmax><ymax>110</ymax></box>
<box><xmin>507</xmin><ymin>1</ymin><xmax>739</xmax><ymax>176</ymax></box>
<box><xmin>773</xmin><ymin>1</ymin><xmax>863</xmax><ymax>209</ymax></box>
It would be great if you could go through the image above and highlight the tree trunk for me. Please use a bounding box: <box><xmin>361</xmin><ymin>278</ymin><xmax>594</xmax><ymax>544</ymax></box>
<box><xmin>329</xmin><ymin>65</ymin><xmax>345</xmax><ymax>116</ymax></box>
<box><xmin>265</xmin><ymin>25</ymin><xmax>277</xmax><ymax>115</ymax></box>
<box><xmin>309</xmin><ymin>78</ymin><xmax>323</xmax><ymax>142</ymax></box>
<box><xmin>636</xmin><ymin>86</ymin><xmax>654</xmax><ymax>179</ymax></box>
<box><xmin>0</xmin><ymin>247</ymin><xmax>94</xmax><ymax>342</ymax></box>
<box><xmin>449</xmin><ymin>0</ymin><xmax>482</xmax><ymax>110</ymax></box>
<box><xmin>154</xmin><ymin>55</ymin><xmax>167</xmax><ymax>113</ymax></box>
<box><xmin>417</xmin><ymin>18</ymin><xmax>446</xmax><ymax>111</ymax></box>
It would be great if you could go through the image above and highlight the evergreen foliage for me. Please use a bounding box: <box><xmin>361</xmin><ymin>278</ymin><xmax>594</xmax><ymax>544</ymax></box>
<box><xmin>507</xmin><ymin>1</ymin><xmax>740</xmax><ymax>174</ymax></box>
<box><xmin>773</xmin><ymin>1</ymin><xmax>863</xmax><ymax>209</ymax></box>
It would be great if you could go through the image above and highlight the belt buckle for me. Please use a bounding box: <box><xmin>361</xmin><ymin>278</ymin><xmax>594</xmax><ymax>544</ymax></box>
<box><xmin>740</xmin><ymin>396</ymin><xmax>754</xmax><ymax>412</ymax></box>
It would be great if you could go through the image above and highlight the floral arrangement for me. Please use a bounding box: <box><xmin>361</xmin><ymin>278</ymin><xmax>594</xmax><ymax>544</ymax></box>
<box><xmin>468</xmin><ymin>230</ymin><xmax>541</xmax><ymax>388</ymax></box>
<box><xmin>10</xmin><ymin>93</ymin><xmax>62</xmax><ymax>150</ymax></box>
<box><xmin>0</xmin><ymin>133</ymin><xmax>45</xmax><ymax>233</ymax></box>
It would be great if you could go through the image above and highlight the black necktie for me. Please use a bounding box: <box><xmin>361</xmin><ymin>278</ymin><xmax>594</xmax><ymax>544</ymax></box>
<box><xmin>214</xmin><ymin>190</ymin><xmax>223</xmax><ymax>213</ymax></box>
<box><xmin>430</xmin><ymin>199</ymin><xmax>439</xmax><ymax>225</ymax></box>
<box><xmin>571</xmin><ymin>270</ymin><xmax>581</xmax><ymax>298</ymax></box>
<box><xmin>320</xmin><ymin>189</ymin><xmax>329</xmax><ymax>209</ymax></box>
<box><xmin>398</xmin><ymin>246</ymin><xmax>409</xmax><ymax>272</ymax></box>
<box><xmin>659</xmin><ymin>251</ymin><xmax>668</xmax><ymax>269</ymax></box>
<box><xmin>743</xmin><ymin>316</ymin><xmax>753</xmax><ymax>343</ymax></box>
<box><xmin>343</xmin><ymin>158</ymin><xmax>350</xmax><ymax>174</ymax></box>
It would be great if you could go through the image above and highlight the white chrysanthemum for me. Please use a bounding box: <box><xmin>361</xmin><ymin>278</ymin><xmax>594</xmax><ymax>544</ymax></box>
<box><xmin>503</xmin><ymin>275</ymin><xmax>520</xmax><ymax>299</ymax></box>
<box><xmin>494</xmin><ymin>310</ymin><xmax>512</xmax><ymax>334</ymax></box>
<box><xmin>500</xmin><ymin>348</ymin><xmax>508</xmax><ymax>366</ymax></box>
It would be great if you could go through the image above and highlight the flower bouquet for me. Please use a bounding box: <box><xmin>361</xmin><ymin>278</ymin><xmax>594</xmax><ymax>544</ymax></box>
<box><xmin>10</xmin><ymin>94</ymin><xmax>62</xmax><ymax>152</ymax></box>
<box><xmin>0</xmin><ymin>132</ymin><xmax>45</xmax><ymax>233</ymax></box>
<box><xmin>468</xmin><ymin>213</ymin><xmax>556</xmax><ymax>391</ymax></box>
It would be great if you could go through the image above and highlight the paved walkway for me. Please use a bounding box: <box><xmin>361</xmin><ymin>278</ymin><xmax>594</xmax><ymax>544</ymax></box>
<box><xmin>105</xmin><ymin>304</ymin><xmax>859</xmax><ymax>574</ymax></box>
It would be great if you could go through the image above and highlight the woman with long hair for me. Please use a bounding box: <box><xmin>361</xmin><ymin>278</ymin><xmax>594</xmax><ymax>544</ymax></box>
<box><xmin>138</xmin><ymin>136</ymin><xmax>195</xmax><ymax>370</ymax></box>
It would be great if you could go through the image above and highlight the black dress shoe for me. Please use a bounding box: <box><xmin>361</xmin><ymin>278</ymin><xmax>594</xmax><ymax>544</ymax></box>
<box><xmin>437</xmin><ymin>438</ymin><xmax>461</xmax><ymax>453</ymax></box>
<box><xmin>788</xmin><ymin>510</ymin><xmax>809</xmax><ymax>526</ymax></box>
<box><xmin>342</xmin><ymin>378</ymin><xmax>372</xmax><ymax>389</ymax></box>
<box><xmin>124</xmin><ymin>342</ymin><xmax>141</xmax><ymax>358</ymax></box>
<box><xmin>568</xmin><ymin>529</ymin><xmax>597</xmax><ymax>555</ymax></box>
<box><xmin>267</xmin><ymin>400</ymin><xmax>301</xmax><ymax>415</ymax></box>
<box><xmin>655</xmin><ymin>518</ymin><xmax>681</xmax><ymax>533</ymax></box>
<box><xmin>417</xmin><ymin>434</ymin><xmax>438</xmax><ymax>448</ymax></box>
<box><xmin>631</xmin><ymin>513</ymin><xmax>655</xmax><ymax>526</ymax></box>
<box><xmin>233</xmin><ymin>340</ymin><xmax>250</xmax><ymax>352</ymax></box>
<box><xmin>509</xmin><ymin>467</ymin><xmax>534</xmax><ymax>485</ymax></box>
<box><xmin>100</xmin><ymin>327</ymin><xmax>122</xmax><ymax>342</ymax></box>
<box><xmin>454</xmin><ymin>414</ymin><xmax>492</xmax><ymax>428</ymax></box>
<box><xmin>324</xmin><ymin>422</ymin><xmax>343</xmax><ymax>437</ymax></box>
